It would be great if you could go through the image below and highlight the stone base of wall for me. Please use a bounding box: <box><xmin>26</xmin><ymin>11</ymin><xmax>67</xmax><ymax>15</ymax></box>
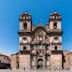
<box><xmin>19</xmin><ymin>54</ymin><xmax>30</xmax><ymax>69</ymax></box>
<box><xmin>0</xmin><ymin>69</ymin><xmax>72</xmax><ymax>72</ymax></box>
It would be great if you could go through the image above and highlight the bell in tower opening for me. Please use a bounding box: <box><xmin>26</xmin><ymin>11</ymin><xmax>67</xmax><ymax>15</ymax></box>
<box><xmin>23</xmin><ymin>22</ymin><xmax>27</xmax><ymax>30</ymax></box>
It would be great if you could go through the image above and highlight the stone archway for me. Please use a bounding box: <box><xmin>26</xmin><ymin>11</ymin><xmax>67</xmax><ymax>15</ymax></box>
<box><xmin>37</xmin><ymin>59</ymin><xmax>43</xmax><ymax>69</ymax></box>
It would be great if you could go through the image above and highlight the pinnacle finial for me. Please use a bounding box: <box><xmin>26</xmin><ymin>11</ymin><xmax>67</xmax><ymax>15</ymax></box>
<box><xmin>38</xmin><ymin>19</ymin><xmax>42</xmax><ymax>26</ymax></box>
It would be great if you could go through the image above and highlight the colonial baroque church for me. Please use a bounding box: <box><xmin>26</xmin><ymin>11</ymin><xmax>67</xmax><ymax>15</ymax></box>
<box><xmin>10</xmin><ymin>11</ymin><xmax>72</xmax><ymax>69</ymax></box>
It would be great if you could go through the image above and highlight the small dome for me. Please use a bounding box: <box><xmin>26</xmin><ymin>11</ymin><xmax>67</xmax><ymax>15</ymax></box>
<box><xmin>21</xmin><ymin>11</ymin><xmax>30</xmax><ymax>17</ymax></box>
<box><xmin>50</xmin><ymin>11</ymin><xmax>60</xmax><ymax>16</ymax></box>
<box><xmin>49</xmin><ymin>11</ymin><xmax>62</xmax><ymax>20</ymax></box>
<box><xmin>20</xmin><ymin>11</ymin><xmax>32</xmax><ymax>20</ymax></box>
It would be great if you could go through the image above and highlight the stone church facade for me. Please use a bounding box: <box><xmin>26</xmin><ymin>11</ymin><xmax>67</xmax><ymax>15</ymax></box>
<box><xmin>10</xmin><ymin>11</ymin><xmax>72</xmax><ymax>69</ymax></box>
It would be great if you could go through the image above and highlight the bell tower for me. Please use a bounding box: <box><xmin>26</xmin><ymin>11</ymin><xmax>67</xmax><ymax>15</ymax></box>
<box><xmin>48</xmin><ymin>12</ymin><xmax>63</xmax><ymax>68</ymax></box>
<box><xmin>19</xmin><ymin>11</ymin><xmax>32</xmax><ymax>32</ymax></box>
<box><xmin>49</xmin><ymin>11</ymin><xmax>62</xmax><ymax>50</ymax></box>
<box><xmin>18</xmin><ymin>11</ymin><xmax>32</xmax><ymax>69</ymax></box>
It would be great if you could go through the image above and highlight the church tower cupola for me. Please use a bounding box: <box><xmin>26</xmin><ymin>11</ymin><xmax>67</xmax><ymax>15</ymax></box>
<box><xmin>49</xmin><ymin>11</ymin><xmax>62</xmax><ymax>21</ymax></box>
<box><xmin>20</xmin><ymin>11</ymin><xmax>32</xmax><ymax>21</ymax></box>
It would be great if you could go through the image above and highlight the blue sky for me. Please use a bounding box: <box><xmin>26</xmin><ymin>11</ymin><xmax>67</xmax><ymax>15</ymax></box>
<box><xmin>0</xmin><ymin>0</ymin><xmax>72</xmax><ymax>55</ymax></box>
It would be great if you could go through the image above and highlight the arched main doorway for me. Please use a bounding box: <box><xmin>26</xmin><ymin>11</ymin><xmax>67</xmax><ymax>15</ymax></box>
<box><xmin>37</xmin><ymin>59</ymin><xmax>43</xmax><ymax>69</ymax></box>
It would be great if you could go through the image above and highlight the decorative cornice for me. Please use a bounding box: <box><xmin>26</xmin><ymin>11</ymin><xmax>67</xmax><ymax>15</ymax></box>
<box><xmin>20</xmin><ymin>50</ymin><xmax>30</xmax><ymax>54</ymax></box>
<box><xmin>51</xmin><ymin>50</ymin><xmax>62</xmax><ymax>54</ymax></box>
<box><xmin>50</xmin><ymin>42</ymin><xmax>62</xmax><ymax>45</ymax></box>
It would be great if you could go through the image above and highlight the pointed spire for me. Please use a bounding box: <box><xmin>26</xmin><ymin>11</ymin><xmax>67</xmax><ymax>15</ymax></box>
<box><xmin>38</xmin><ymin>19</ymin><xmax>42</xmax><ymax>26</ymax></box>
<box><xmin>24</xmin><ymin>11</ymin><xmax>28</xmax><ymax>14</ymax></box>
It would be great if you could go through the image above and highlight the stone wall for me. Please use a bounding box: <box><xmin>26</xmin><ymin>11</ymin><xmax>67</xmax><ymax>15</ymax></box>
<box><xmin>10</xmin><ymin>55</ymin><xmax>17</xmax><ymax>69</ymax></box>
<box><xmin>19</xmin><ymin>54</ymin><xmax>30</xmax><ymax>69</ymax></box>
<box><xmin>50</xmin><ymin>54</ymin><xmax>62</xmax><ymax>68</ymax></box>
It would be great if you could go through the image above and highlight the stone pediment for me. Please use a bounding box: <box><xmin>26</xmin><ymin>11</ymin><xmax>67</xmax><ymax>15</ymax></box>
<box><xmin>31</xmin><ymin>26</ymin><xmax>47</xmax><ymax>35</ymax></box>
<box><xmin>31</xmin><ymin>26</ymin><xmax>49</xmax><ymax>44</ymax></box>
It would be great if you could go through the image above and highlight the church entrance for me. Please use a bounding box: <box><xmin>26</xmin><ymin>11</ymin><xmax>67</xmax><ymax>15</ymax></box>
<box><xmin>37</xmin><ymin>59</ymin><xmax>43</xmax><ymax>69</ymax></box>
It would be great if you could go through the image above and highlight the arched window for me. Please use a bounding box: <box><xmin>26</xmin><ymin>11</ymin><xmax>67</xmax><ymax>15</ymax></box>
<box><xmin>23</xmin><ymin>22</ymin><xmax>27</xmax><ymax>29</ymax></box>
<box><xmin>54</xmin><ymin>36</ymin><xmax>59</xmax><ymax>41</ymax></box>
<box><xmin>23</xmin><ymin>37</ymin><xmax>27</xmax><ymax>41</ymax></box>
<box><xmin>54</xmin><ymin>22</ymin><xmax>57</xmax><ymax>29</ymax></box>
<box><xmin>55</xmin><ymin>46</ymin><xmax>57</xmax><ymax>50</ymax></box>
<box><xmin>23</xmin><ymin>46</ymin><xmax>26</xmax><ymax>50</ymax></box>
<box><xmin>37</xmin><ymin>59</ymin><xmax>43</xmax><ymax>69</ymax></box>
<box><xmin>17</xmin><ymin>62</ymin><xmax>19</xmax><ymax>68</ymax></box>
